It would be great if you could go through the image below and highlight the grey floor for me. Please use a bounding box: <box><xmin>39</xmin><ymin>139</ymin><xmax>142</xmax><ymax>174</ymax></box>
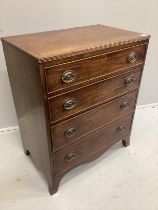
<box><xmin>0</xmin><ymin>105</ymin><xmax>158</xmax><ymax>210</ymax></box>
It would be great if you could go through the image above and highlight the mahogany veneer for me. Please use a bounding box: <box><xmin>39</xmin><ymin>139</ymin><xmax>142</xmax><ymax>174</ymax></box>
<box><xmin>1</xmin><ymin>25</ymin><xmax>150</xmax><ymax>195</ymax></box>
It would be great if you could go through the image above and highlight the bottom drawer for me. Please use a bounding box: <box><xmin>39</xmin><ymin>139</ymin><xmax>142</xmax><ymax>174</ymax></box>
<box><xmin>54</xmin><ymin>113</ymin><xmax>133</xmax><ymax>174</ymax></box>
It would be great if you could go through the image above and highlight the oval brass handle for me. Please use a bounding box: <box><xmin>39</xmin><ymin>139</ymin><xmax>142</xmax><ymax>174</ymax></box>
<box><xmin>117</xmin><ymin>125</ymin><xmax>126</xmax><ymax>133</ymax></box>
<box><xmin>125</xmin><ymin>77</ymin><xmax>134</xmax><ymax>86</ymax></box>
<box><xmin>64</xmin><ymin>98</ymin><xmax>77</xmax><ymax>110</ymax></box>
<box><xmin>65</xmin><ymin>127</ymin><xmax>76</xmax><ymax>138</ymax></box>
<box><xmin>62</xmin><ymin>70</ymin><xmax>76</xmax><ymax>83</ymax></box>
<box><xmin>65</xmin><ymin>152</ymin><xmax>76</xmax><ymax>162</ymax></box>
<box><xmin>121</xmin><ymin>101</ymin><xmax>129</xmax><ymax>109</ymax></box>
<box><xmin>128</xmin><ymin>52</ymin><xmax>139</xmax><ymax>63</ymax></box>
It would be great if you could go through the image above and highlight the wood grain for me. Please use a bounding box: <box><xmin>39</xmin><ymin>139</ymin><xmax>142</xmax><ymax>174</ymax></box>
<box><xmin>1</xmin><ymin>42</ymin><xmax>54</xmax><ymax>192</ymax></box>
<box><xmin>52</xmin><ymin>91</ymin><xmax>138</xmax><ymax>150</ymax></box>
<box><xmin>2</xmin><ymin>25</ymin><xmax>150</xmax><ymax>62</ymax></box>
<box><xmin>46</xmin><ymin>44</ymin><xmax>146</xmax><ymax>93</ymax></box>
<box><xmin>1</xmin><ymin>24</ymin><xmax>150</xmax><ymax>195</ymax></box>
<box><xmin>54</xmin><ymin>113</ymin><xmax>133</xmax><ymax>174</ymax></box>
<box><xmin>49</xmin><ymin>68</ymin><xmax>142</xmax><ymax>123</ymax></box>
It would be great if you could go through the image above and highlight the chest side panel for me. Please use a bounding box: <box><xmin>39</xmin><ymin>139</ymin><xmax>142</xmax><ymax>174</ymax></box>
<box><xmin>2</xmin><ymin>40</ymin><xmax>54</xmax><ymax>190</ymax></box>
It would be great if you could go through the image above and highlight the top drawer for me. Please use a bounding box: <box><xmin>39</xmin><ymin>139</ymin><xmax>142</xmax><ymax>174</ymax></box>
<box><xmin>45</xmin><ymin>44</ymin><xmax>146</xmax><ymax>94</ymax></box>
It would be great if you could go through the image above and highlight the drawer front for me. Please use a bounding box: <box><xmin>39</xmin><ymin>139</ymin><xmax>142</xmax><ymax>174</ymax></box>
<box><xmin>46</xmin><ymin>44</ymin><xmax>146</xmax><ymax>93</ymax></box>
<box><xmin>54</xmin><ymin>113</ymin><xmax>133</xmax><ymax>174</ymax></box>
<box><xmin>52</xmin><ymin>91</ymin><xmax>137</xmax><ymax>150</ymax></box>
<box><xmin>49</xmin><ymin>69</ymin><xmax>142</xmax><ymax>123</ymax></box>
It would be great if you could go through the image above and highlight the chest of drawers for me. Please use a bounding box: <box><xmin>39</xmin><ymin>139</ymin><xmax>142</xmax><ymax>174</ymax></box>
<box><xmin>1</xmin><ymin>25</ymin><xmax>150</xmax><ymax>195</ymax></box>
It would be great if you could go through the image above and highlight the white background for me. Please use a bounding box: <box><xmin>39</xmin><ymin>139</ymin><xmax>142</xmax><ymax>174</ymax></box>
<box><xmin>0</xmin><ymin>0</ymin><xmax>157</xmax><ymax>128</ymax></box>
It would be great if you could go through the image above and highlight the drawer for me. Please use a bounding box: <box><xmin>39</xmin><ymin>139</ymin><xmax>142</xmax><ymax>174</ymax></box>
<box><xmin>49</xmin><ymin>68</ymin><xmax>142</xmax><ymax>123</ymax></box>
<box><xmin>52</xmin><ymin>91</ymin><xmax>137</xmax><ymax>150</ymax></box>
<box><xmin>54</xmin><ymin>113</ymin><xmax>133</xmax><ymax>174</ymax></box>
<box><xmin>46</xmin><ymin>44</ymin><xmax>146</xmax><ymax>94</ymax></box>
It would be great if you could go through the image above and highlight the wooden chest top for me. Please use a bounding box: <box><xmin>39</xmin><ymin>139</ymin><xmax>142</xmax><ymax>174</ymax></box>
<box><xmin>2</xmin><ymin>25</ymin><xmax>149</xmax><ymax>62</ymax></box>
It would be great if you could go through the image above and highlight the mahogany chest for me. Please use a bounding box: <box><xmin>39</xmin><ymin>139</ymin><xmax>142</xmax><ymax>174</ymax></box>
<box><xmin>1</xmin><ymin>25</ymin><xmax>150</xmax><ymax>195</ymax></box>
